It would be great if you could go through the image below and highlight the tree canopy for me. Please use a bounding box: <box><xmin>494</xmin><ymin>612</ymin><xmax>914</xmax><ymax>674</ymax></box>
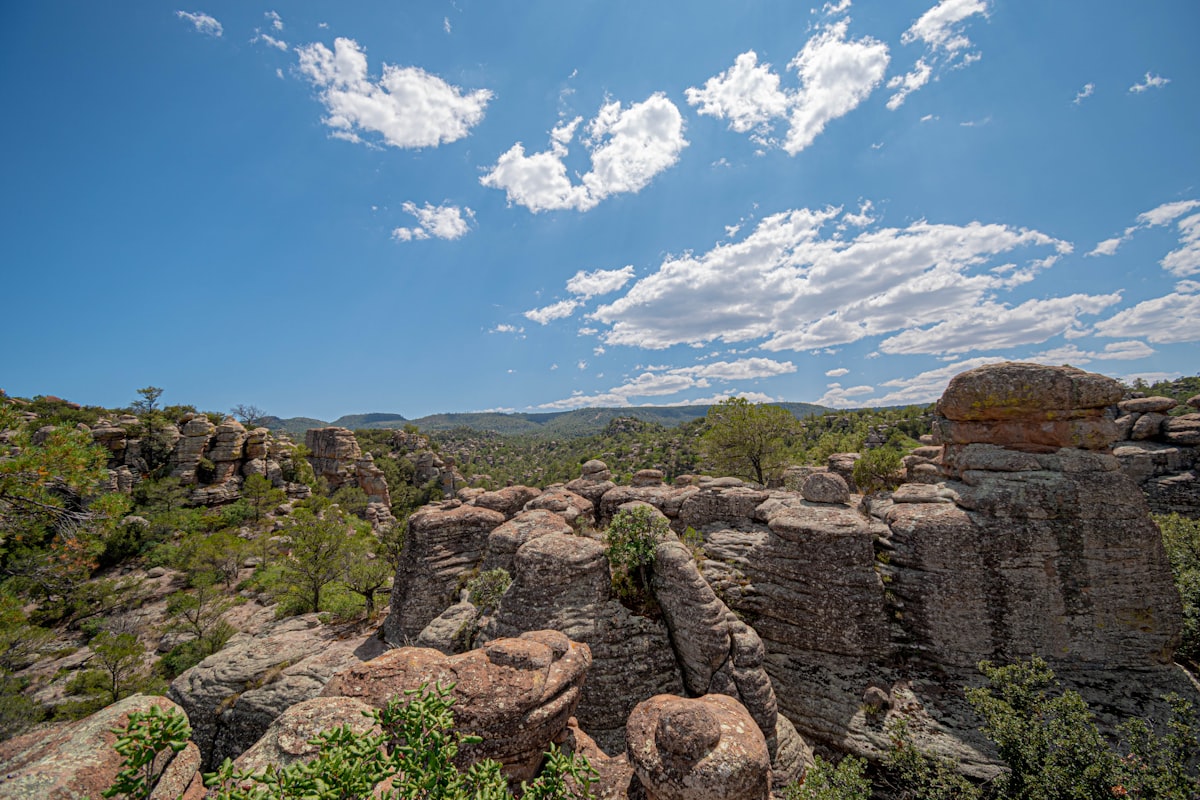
<box><xmin>701</xmin><ymin>397</ymin><xmax>798</xmax><ymax>485</ymax></box>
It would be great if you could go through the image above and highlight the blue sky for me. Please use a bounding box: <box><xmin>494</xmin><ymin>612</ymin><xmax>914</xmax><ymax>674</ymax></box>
<box><xmin>2</xmin><ymin>1</ymin><xmax>1198</xmax><ymax>420</ymax></box>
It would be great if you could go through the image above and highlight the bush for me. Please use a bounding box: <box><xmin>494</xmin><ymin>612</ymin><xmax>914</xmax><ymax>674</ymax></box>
<box><xmin>851</xmin><ymin>447</ymin><xmax>903</xmax><ymax>495</ymax></box>
<box><xmin>1156</xmin><ymin>513</ymin><xmax>1200</xmax><ymax>670</ymax></box>
<box><xmin>604</xmin><ymin>505</ymin><xmax>668</xmax><ymax>614</ymax></box>
<box><xmin>785</xmin><ymin>754</ymin><xmax>871</xmax><ymax>800</ymax></box>
<box><xmin>466</xmin><ymin>569</ymin><xmax>511</xmax><ymax>613</ymax></box>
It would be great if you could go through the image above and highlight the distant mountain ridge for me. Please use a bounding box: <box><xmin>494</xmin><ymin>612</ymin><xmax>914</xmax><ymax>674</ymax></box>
<box><xmin>260</xmin><ymin>402</ymin><xmax>829</xmax><ymax>439</ymax></box>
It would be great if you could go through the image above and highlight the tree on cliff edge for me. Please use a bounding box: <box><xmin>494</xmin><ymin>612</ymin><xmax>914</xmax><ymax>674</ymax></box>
<box><xmin>701</xmin><ymin>397</ymin><xmax>797</xmax><ymax>485</ymax></box>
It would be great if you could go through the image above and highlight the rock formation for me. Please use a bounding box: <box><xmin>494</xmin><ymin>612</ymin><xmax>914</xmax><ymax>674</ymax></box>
<box><xmin>1112</xmin><ymin>394</ymin><xmax>1200</xmax><ymax>517</ymax></box>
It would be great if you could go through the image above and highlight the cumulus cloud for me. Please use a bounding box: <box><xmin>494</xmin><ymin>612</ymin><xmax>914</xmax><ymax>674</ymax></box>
<box><xmin>825</xmin><ymin>367</ymin><xmax>850</xmax><ymax>377</ymax></box>
<box><xmin>481</xmin><ymin>93</ymin><xmax>687</xmax><ymax>212</ymax></box>
<box><xmin>266</xmin><ymin>11</ymin><xmax>283</xmax><ymax>30</ymax></box>
<box><xmin>489</xmin><ymin>323</ymin><xmax>524</xmax><ymax>335</ymax></box>
<box><xmin>1129</xmin><ymin>72</ymin><xmax>1170</xmax><ymax>93</ymax></box>
<box><xmin>176</xmin><ymin>10</ymin><xmax>223</xmax><ymax>37</ymax></box>
<box><xmin>254</xmin><ymin>32</ymin><xmax>288</xmax><ymax>51</ymax></box>
<box><xmin>877</xmin><ymin>293</ymin><xmax>1122</xmax><ymax>355</ymax></box>
<box><xmin>1029</xmin><ymin>340</ymin><xmax>1155</xmax><ymax>365</ymax></box>
<box><xmin>814</xmin><ymin>382</ymin><xmax>875</xmax><ymax>407</ymax></box>
<box><xmin>1073</xmin><ymin>82</ymin><xmax>1094</xmax><ymax>105</ymax></box>
<box><xmin>537</xmin><ymin>357</ymin><xmax>793</xmax><ymax>409</ymax></box>
<box><xmin>887</xmin><ymin>0</ymin><xmax>988</xmax><ymax>109</ymax></box>
<box><xmin>566</xmin><ymin>266</ymin><xmax>636</xmax><ymax>298</ymax></box>
<box><xmin>685</xmin><ymin>20</ymin><xmax>889</xmax><ymax>155</ymax></box>
<box><xmin>1093</xmin><ymin>284</ymin><xmax>1200</xmax><ymax>343</ymax></box>
<box><xmin>525</xmin><ymin>299</ymin><xmax>581</xmax><ymax>325</ymax></box>
<box><xmin>590</xmin><ymin>205</ymin><xmax>1075</xmax><ymax>356</ymax></box>
<box><xmin>296</xmin><ymin>38</ymin><xmax>491</xmax><ymax>148</ymax></box>
<box><xmin>391</xmin><ymin>202</ymin><xmax>474</xmax><ymax>242</ymax></box>
<box><xmin>685</xmin><ymin>51</ymin><xmax>791</xmax><ymax>138</ymax></box>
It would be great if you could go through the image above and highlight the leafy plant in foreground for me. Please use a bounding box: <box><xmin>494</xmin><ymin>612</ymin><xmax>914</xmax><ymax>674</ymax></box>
<box><xmin>103</xmin><ymin>704</ymin><xmax>192</xmax><ymax>799</ymax></box>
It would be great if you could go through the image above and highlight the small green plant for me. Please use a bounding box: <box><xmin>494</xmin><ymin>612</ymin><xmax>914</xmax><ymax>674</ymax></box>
<box><xmin>883</xmin><ymin>719</ymin><xmax>980</xmax><ymax>799</ymax></box>
<box><xmin>785</xmin><ymin>754</ymin><xmax>871</xmax><ymax>800</ymax></box>
<box><xmin>603</xmin><ymin>505</ymin><xmax>668</xmax><ymax>614</ymax></box>
<box><xmin>851</xmin><ymin>447</ymin><xmax>903</xmax><ymax>495</ymax></box>
<box><xmin>103</xmin><ymin>704</ymin><xmax>192</xmax><ymax>799</ymax></box>
<box><xmin>466</xmin><ymin>569</ymin><xmax>511</xmax><ymax>614</ymax></box>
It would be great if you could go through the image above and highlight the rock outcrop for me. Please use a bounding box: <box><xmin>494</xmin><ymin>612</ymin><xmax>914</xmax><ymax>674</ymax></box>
<box><xmin>1112</xmin><ymin>394</ymin><xmax>1200</xmax><ymax>517</ymax></box>
<box><xmin>0</xmin><ymin>695</ymin><xmax>202</xmax><ymax>800</ymax></box>
<box><xmin>322</xmin><ymin>631</ymin><xmax>591</xmax><ymax>781</ymax></box>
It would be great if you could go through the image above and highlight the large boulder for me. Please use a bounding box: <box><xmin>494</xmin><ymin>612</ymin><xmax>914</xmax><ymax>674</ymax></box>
<box><xmin>168</xmin><ymin>614</ymin><xmax>384</xmax><ymax>768</ymax></box>
<box><xmin>0</xmin><ymin>695</ymin><xmax>202</xmax><ymax>800</ymax></box>
<box><xmin>322</xmin><ymin>631</ymin><xmax>591</xmax><ymax>782</ymax></box>
<box><xmin>625</xmin><ymin>694</ymin><xmax>771</xmax><ymax>800</ymax></box>
<box><xmin>482</xmin><ymin>509</ymin><xmax>575</xmax><ymax>573</ymax></box>
<box><xmin>383</xmin><ymin>503</ymin><xmax>506</xmax><ymax>643</ymax></box>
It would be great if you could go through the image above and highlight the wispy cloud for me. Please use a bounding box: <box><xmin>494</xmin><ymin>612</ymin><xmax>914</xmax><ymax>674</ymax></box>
<box><xmin>1088</xmin><ymin>198</ymin><xmax>1200</xmax><ymax>275</ymax></box>
<box><xmin>297</xmin><ymin>38</ymin><xmax>492</xmax><ymax>148</ymax></box>
<box><xmin>1129</xmin><ymin>72</ymin><xmax>1170</xmax><ymax>93</ymax></box>
<box><xmin>176</xmin><ymin>10</ymin><xmax>223</xmax><ymax>37</ymax></box>
<box><xmin>887</xmin><ymin>0</ymin><xmax>989</xmax><ymax>109</ymax></box>
<box><xmin>524</xmin><ymin>266</ymin><xmax>636</xmax><ymax>324</ymax></box>
<box><xmin>1073</xmin><ymin>82</ymin><xmax>1095</xmax><ymax>105</ymax></box>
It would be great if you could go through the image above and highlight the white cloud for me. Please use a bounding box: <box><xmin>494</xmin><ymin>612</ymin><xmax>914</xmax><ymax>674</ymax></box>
<box><xmin>1091</xmin><ymin>199</ymin><xmax>1200</xmax><ymax>274</ymax></box>
<box><xmin>886</xmin><ymin>58</ymin><xmax>932</xmax><ymax>110</ymax></box>
<box><xmin>481</xmin><ymin>93</ymin><xmax>687</xmax><ymax>212</ymax></box>
<box><xmin>685</xmin><ymin>51</ymin><xmax>791</xmax><ymax>137</ymax></box>
<box><xmin>1073</xmin><ymin>82</ymin><xmax>1094</xmax><ymax>105</ymax></box>
<box><xmin>1129</xmin><ymin>72</ymin><xmax>1170</xmax><ymax>93</ymax></box>
<box><xmin>1088</xmin><ymin>236</ymin><xmax>1124</xmax><ymax>257</ymax></box>
<box><xmin>566</xmin><ymin>265</ymin><xmax>636</xmax><ymax>298</ymax></box>
<box><xmin>825</xmin><ymin>367</ymin><xmax>850</xmax><ymax>377</ymax></box>
<box><xmin>822</xmin><ymin>0</ymin><xmax>852</xmax><ymax>14</ymax></box>
<box><xmin>266</xmin><ymin>11</ymin><xmax>283</xmax><ymax>30</ymax></box>
<box><xmin>443</xmin><ymin>17</ymin><xmax>452</xmax><ymax>34</ymax></box>
<box><xmin>254</xmin><ymin>32</ymin><xmax>288</xmax><ymax>51</ymax></box>
<box><xmin>901</xmin><ymin>0</ymin><xmax>989</xmax><ymax>54</ymax></box>
<box><xmin>489</xmin><ymin>323</ymin><xmax>524</xmax><ymax>335</ymax></box>
<box><xmin>877</xmin><ymin>293</ymin><xmax>1122</xmax><ymax>355</ymax></box>
<box><xmin>591</xmin><ymin>206</ymin><xmax>1073</xmax><ymax>356</ymax></box>
<box><xmin>391</xmin><ymin>202</ymin><xmax>474</xmax><ymax>242</ymax></box>
<box><xmin>1093</xmin><ymin>286</ymin><xmax>1200</xmax><ymax>343</ymax></box>
<box><xmin>537</xmin><ymin>358</ymin><xmax>794</xmax><ymax>410</ymax></box>
<box><xmin>783</xmin><ymin>21</ymin><xmax>890</xmax><ymax>154</ymax></box>
<box><xmin>296</xmin><ymin>38</ymin><xmax>491</xmax><ymax>149</ymax></box>
<box><xmin>841</xmin><ymin>199</ymin><xmax>875</xmax><ymax>228</ymax></box>
<box><xmin>867</xmin><ymin>356</ymin><xmax>1007</xmax><ymax>406</ymax></box>
<box><xmin>685</xmin><ymin>21</ymin><xmax>889</xmax><ymax>155</ymax></box>
<box><xmin>525</xmin><ymin>299</ymin><xmax>581</xmax><ymax>325</ymax></box>
<box><xmin>814</xmin><ymin>382</ymin><xmax>875</xmax><ymax>408</ymax></box>
<box><xmin>887</xmin><ymin>0</ymin><xmax>988</xmax><ymax>109</ymax></box>
<box><xmin>176</xmin><ymin>10</ymin><xmax>223</xmax><ymax>37</ymax></box>
<box><xmin>1029</xmin><ymin>340</ymin><xmax>1155</xmax><ymax>365</ymax></box>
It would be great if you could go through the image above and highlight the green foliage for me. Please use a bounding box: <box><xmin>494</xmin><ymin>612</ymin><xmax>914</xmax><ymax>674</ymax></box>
<box><xmin>199</xmin><ymin>682</ymin><xmax>595</xmax><ymax>800</ymax></box>
<box><xmin>883</xmin><ymin>719</ymin><xmax>981</xmax><ymax>799</ymax></box>
<box><xmin>159</xmin><ymin>575</ymin><xmax>236</xmax><ymax>677</ymax></box>
<box><xmin>604</xmin><ymin>505</ymin><xmax>667</xmax><ymax>614</ymax></box>
<box><xmin>851</xmin><ymin>447</ymin><xmax>904</xmax><ymax>495</ymax></box>
<box><xmin>701</xmin><ymin>397</ymin><xmax>799</xmax><ymax>485</ymax></box>
<box><xmin>274</xmin><ymin>507</ymin><xmax>358</xmax><ymax>615</ymax></box>
<box><xmin>330</xmin><ymin>485</ymin><xmax>370</xmax><ymax>518</ymax></box>
<box><xmin>0</xmin><ymin>674</ymin><xmax>45</xmax><ymax>740</ymax></box>
<box><xmin>466</xmin><ymin>569</ymin><xmax>511</xmax><ymax>613</ymax></box>
<box><xmin>1155</xmin><ymin>513</ymin><xmax>1200</xmax><ymax>670</ymax></box>
<box><xmin>966</xmin><ymin>657</ymin><xmax>1124</xmax><ymax>799</ymax></box>
<box><xmin>785</xmin><ymin>754</ymin><xmax>871</xmax><ymax>800</ymax></box>
<box><xmin>1115</xmin><ymin>694</ymin><xmax>1200</xmax><ymax>799</ymax></box>
<box><xmin>90</xmin><ymin>630</ymin><xmax>148</xmax><ymax>704</ymax></box>
<box><xmin>103</xmin><ymin>704</ymin><xmax>192</xmax><ymax>799</ymax></box>
<box><xmin>243</xmin><ymin>473</ymin><xmax>285</xmax><ymax>523</ymax></box>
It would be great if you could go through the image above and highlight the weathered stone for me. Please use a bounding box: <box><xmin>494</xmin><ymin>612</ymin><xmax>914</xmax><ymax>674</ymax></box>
<box><xmin>800</xmin><ymin>472</ymin><xmax>850</xmax><ymax>504</ymax></box>
<box><xmin>626</xmin><ymin>694</ymin><xmax>771</xmax><ymax>800</ymax></box>
<box><xmin>632</xmin><ymin>469</ymin><xmax>665</xmax><ymax>487</ymax></box>
<box><xmin>1119</xmin><ymin>396</ymin><xmax>1179</xmax><ymax>414</ymax></box>
<box><xmin>1131</xmin><ymin>412</ymin><xmax>1168</xmax><ymax>440</ymax></box>
<box><xmin>1163</xmin><ymin>414</ymin><xmax>1200</xmax><ymax>446</ymax></box>
<box><xmin>416</xmin><ymin>596</ymin><xmax>478</xmax><ymax>654</ymax></box>
<box><xmin>168</xmin><ymin>614</ymin><xmax>384</xmax><ymax>768</ymax></box>
<box><xmin>524</xmin><ymin>486</ymin><xmax>595</xmax><ymax>526</ymax></box>
<box><xmin>482</xmin><ymin>509</ymin><xmax>575</xmax><ymax>573</ymax></box>
<box><xmin>473</xmin><ymin>485</ymin><xmax>543</xmax><ymax>519</ymax></box>
<box><xmin>481</xmin><ymin>533</ymin><xmax>684</xmax><ymax>754</ymax></box>
<box><xmin>826</xmin><ymin>452</ymin><xmax>861</xmax><ymax>491</ymax></box>
<box><xmin>322</xmin><ymin>632</ymin><xmax>591</xmax><ymax>782</ymax></box>
<box><xmin>0</xmin><ymin>695</ymin><xmax>198</xmax><ymax>800</ymax></box>
<box><xmin>678</xmin><ymin>486</ymin><xmax>769</xmax><ymax>530</ymax></box>
<box><xmin>938</xmin><ymin>362</ymin><xmax>1125</xmax><ymax>421</ymax></box>
<box><xmin>304</xmin><ymin>427</ymin><xmax>362</xmax><ymax>491</ymax></box>
<box><xmin>383</xmin><ymin>503</ymin><xmax>506</xmax><ymax>643</ymax></box>
<box><xmin>599</xmin><ymin>485</ymin><xmax>698</xmax><ymax>526</ymax></box>
<box><xmin>232</xmin><ymin>696</ymin><xmax>378</xmax><ymax>774</ymax></box>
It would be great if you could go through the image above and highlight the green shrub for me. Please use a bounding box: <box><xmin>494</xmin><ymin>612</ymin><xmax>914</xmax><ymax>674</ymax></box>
<box><xmin>785</xmin><ymin>754</ymin><xmax>871</xmax><ymax>800</ymax></box>
<box><xmin>103</xmin><ymin>705</ymin><xmax>191</xmax><ymax>799</ymax></box>
<box><xmin>851</xmin><ymin>447</ymin><xmax>903</xmax><ymax>495</ymax></box>
<box><xmin>604</xmin><ymin>505</ymin><xmax>668</xmax><ymax>614</ymax></box>
<box><xmin>466</xmin><ymin>569</ymin><xmax>511</xmax><ymax>613</ymax></box>
<box><xmin>1155</xmin><ymin>513</ymin><xmax>1200</xmax><ymax>670</ymax></box>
